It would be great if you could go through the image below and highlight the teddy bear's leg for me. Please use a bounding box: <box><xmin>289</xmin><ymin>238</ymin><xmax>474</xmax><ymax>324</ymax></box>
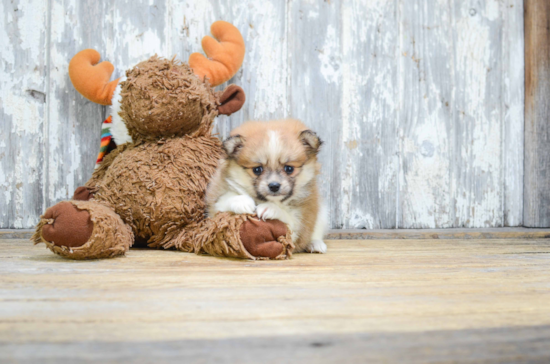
<box><xmin>165</xmin><ymin>213</ymin><xmax>294</xmax><ymax>260</ymax></box>
<box><xmin>32</xmin><ymin>200</ymin><xmax>133</xmax><ymax>260</ymax></box>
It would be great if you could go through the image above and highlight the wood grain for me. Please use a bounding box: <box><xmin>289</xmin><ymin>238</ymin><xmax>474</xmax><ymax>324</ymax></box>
<box><xmin>399</xmin><ymin>0</ymin><xmax>455</xmax><ymax>228</ymax></box>
<box><xmin>334</xmin><ymin>0</ymin><xmax>399</xmax><ymax>229</ymax></box>
<box><xmin>502</xmin><ymin>0</ymin><xmax>525</xmax><ymax>227</ymax></box>
<box><xmin>0</xmin><ymin>1</ymin><xmax>528</xmax><ymax>229</ymax></box>
<box><xmin>46</xmin><ymin>0</ymin><xmax>110</xmax><ymax>211</ymax></box>
<box><xmin>287</xmin><ymin>0</ymin><xmax>341</xmax><ymax>224</ymax></box>
<box><xmin>326</xmin><ymin>227</ymin><xmax>550</xmax><ymax>240</ymax></box>
<box><xmin>525</xmin><ymin>0</ymin><xmax>550</xmax><ymax>227</ymax></box>
<box><xmin>0</xmin><ymin>0</ymin><xmax>49</xmax><ymax>228</ymax></box>
<box><xmin>3</xmin><ymin>227</ymin><xmax>550</xmax><ymax>240</ymax></box>
<box><xmin>1</xmin><ymin>238</ymin><xmax>549</xmax><ymax>362</ymax></box>
<box><xmin>399</xmin><ymin>0</ymin><xmax>524</xmax><ymax>228</ymax></box>
<box><xmin>2</xmin><ymin>326</ymin><xmax>550</xmax><ymax>363</ymax></box>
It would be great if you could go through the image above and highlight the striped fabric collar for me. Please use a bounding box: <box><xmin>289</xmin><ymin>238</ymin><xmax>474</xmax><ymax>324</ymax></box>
<box><xmin>96</xmin><ymin>116</ymin><xmax>114</xmax><ymax>167</ymax></box>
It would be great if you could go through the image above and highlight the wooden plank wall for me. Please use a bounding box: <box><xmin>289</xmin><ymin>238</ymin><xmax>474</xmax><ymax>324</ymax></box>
<box><xmin>525</xmin><ymin>0</ymin><xmax>550</xmax><ymax>227</ymax></box>
<box><xmin>0</xmin><ymin>0</ymin><xmax>525</xmax><ymax>229</ymax></box>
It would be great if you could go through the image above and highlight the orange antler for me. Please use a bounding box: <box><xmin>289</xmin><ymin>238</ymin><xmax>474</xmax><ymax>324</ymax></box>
<box><xmin>68</xmin><ymin>49</ymin><xmax>120</xmax><ymax>105</ymax></box>
<box><xmin>189</xmin><ymin>21</ymin><xmax>245</xmax><ymax>87</ymax></box>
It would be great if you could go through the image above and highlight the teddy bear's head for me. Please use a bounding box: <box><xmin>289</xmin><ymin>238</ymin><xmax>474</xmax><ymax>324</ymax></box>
<box><xmin>68</xmin><ymin>21</ymin><xmax>246</xmax><ymax>143</ymax></box>
<box><xmin>115</xmin><ymin>56</ymin><xmax>220</xmax><ymax>141</ymax></box>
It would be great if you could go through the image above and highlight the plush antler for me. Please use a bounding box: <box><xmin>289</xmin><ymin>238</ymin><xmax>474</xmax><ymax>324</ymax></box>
<box><xmin>189</xmin><ymin>21</ymin><xmax>245</xmax><ymax>87</ymax></box>
<box><xmin>68</xmin><ymin>49</ymin><xmax>120</xmax><ymax>106</ymax></box>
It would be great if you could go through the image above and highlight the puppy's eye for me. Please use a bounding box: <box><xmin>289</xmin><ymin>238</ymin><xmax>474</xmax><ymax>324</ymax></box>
<box><xmin>253</xmin><ymin>166</ymin><xmax>263</xmax><ymax>176</ymax></box>
<box><xmin>284</xmin><ymin>165</ymin><xmax>294</xmax><ymax>175</ymax></box>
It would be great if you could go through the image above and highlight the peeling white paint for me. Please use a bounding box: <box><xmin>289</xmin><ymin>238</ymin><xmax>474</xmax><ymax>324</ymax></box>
<box><xmin>349</xmin><ymin>210</ymin><xmax>375</xmax><ymax>229</ymax></box>
<box><xmin>0</xmin><ymin>0</ymin><xmax>526</xmax><ymax>229</ymax></box>
<box><xmin>0</xmin><ymin>3</ymin><xmax>15</xmax><ymax>65</ymax></box>
<box><xmin>1</xmin><ymin>0</ymin><xmax>48</xmax><ymax>228</ymax></box>
<box><xmin>340</xmin><ymin>2</ymin><xmax>356</xmax><ymax>227</ymax></box>
<box><xmin>244</xmin><ymin>0</ymin><xmax>289</xmax><ymax>119</ymax></box>
<box><xmin>484</xmin><ymin>0</ymin><xmax>500</xmax><ymax>22</ymax></box>
<box><xmin>307</xmin><ymin>10</ymin><xmax>319</xmax><ymax>19</ymax></box>
<box><xmin>318</xmin><ymin>25</ymin><xmax>340</xmax><ymax>85</ymax></box>
<box><xmin>4</xmin><ymin>93</ymin><xmax>41</xmax><ymax>135</ymax></box>
<box><xmin>16</xmin><ymin>0</ymin><xmax>47</xmax><ymax>61</ymax></box>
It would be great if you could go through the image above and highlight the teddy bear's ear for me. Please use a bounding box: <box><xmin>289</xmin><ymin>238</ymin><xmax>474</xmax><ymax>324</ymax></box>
<box><xmin>300</xmin><ymin>130</ymin><xmax>323</xmax><ymax>156</ymax></box>
<box><xmin>223</xmin><ymin>135</ymin><xmax>244</xmax><ymax>157</ymax></box>
<box><xmin>218</xmin><ymin>85</ymin><xmax>246</xmax><ymax>116</ymax></box>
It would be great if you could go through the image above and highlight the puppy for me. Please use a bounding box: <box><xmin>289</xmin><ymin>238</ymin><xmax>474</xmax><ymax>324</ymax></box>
<box><xmin>206</xmin><ymin>119</ymin><xmax>327</xmax><ymax>253</ymax></box>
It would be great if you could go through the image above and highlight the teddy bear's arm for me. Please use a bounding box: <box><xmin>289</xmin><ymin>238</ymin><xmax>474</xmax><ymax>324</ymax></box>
<box><xmin>71</xmin><ymin>143</ymin><xmax>131</xmax><ymax>201</ymax></box>
<box><xmin>164</xmin><ymin>213</ymin><xmax>294</xmax><ymax>260</ymax></box>
<box><xmin>85</xmin><ymin>143</ymin><xmax>130</xmax><ymax>189</ymax></box>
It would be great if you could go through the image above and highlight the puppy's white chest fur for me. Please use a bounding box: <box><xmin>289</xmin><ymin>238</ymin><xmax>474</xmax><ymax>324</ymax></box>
<box><xmin>256</xmin><ymin>201</ymin><xmax>301</xmax><ymax>237</ymax></box>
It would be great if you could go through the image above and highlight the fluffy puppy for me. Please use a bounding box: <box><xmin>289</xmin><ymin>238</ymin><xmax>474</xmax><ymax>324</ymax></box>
<box><xmin>206</xmin><ymin>119</ymin><xmax>327</xmax><ymax>253</ymax></box>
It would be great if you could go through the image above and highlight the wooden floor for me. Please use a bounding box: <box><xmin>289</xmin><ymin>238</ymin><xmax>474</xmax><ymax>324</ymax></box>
<box><xmin>1</xmin><ymin>238</ymin><xmax>550</xmax><ymax>363</ymax></box>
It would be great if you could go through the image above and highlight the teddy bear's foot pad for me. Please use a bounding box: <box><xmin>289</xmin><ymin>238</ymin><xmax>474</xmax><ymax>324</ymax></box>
<box><xmin>239</xmin><ymin>219</ymin><xmax>289</xmax><ymax>259</ymax></box>
<box><xmin>41</xmin><ymin>202</ymin><xmax>93</xmax><ymax>248</ymax></box>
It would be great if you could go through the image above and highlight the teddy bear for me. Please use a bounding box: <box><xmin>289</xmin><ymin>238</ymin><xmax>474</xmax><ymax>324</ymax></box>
<box><xmin>32</xmin><ymin>21</ymin><xmax>293</xmax><ymax>260</ymax></box>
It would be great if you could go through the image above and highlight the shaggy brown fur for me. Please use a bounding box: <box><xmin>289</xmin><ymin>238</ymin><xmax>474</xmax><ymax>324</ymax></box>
<box><xmin>34</xmin><ymin>53</ymin><xmax>291</xmax><ymax>260</ymax></box>
<box><xmin>165</xmin><ymin>212</ymin><xmax>294</xmax><ymax>260</ymax></box>
<box><xmin>90</xmin><ymin>135</ymin><xmax>223</xmax><ymax>248</ymax></box>
<box><xmin>119</xmin><ymin>57</ymin><xmax>219</xmax><ymax>142</ymax></box>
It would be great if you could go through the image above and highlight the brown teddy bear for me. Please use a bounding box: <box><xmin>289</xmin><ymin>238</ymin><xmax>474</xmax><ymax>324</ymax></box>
<box><xmin>32</xmin><ymin>21</ymin><xmax>293</xmax><ymax>260</ymax></box>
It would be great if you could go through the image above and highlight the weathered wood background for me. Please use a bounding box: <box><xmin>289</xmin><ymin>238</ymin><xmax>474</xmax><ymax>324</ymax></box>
<box><xmin>0</xmin><ymin>0</ymin><xmax>526</xmax><ymax>229</ymax></box>
<box><xmin>525</xmin><ymin>0</ymin><xmax>550</xmax><ymax>228</ymax></box>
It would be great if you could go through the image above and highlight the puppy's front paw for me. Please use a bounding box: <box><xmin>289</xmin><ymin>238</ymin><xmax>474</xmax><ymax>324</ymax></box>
<box><xmin>229</xmin><ymin>195</ymin><xmax>256</xmax><ymax>215</ymax></box>
<box><xmin>256</xmin><ymin>203</ymin><xmax>282</xmax><ymax>221</ymax></box>
<box><xmin>307</xmin><ymin>240</ymin><xmax>327</xmax><ymax>254</ymax></box>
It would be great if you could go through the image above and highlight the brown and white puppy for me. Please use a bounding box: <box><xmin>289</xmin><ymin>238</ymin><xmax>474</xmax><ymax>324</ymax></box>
<box><xmin>206</xmin><ymin>119</ymin><xmax>327</xmax><ymax>253</ymax></box>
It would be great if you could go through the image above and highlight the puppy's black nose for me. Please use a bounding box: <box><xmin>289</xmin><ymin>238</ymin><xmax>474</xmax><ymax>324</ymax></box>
<box><xmin>268</xmin><ymin>182</ymin><xmax>281</xmax><ymax>192</ymax></box>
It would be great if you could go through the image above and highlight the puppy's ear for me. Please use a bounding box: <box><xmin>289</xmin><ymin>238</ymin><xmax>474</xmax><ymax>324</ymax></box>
<box><xmin>223</xmin><ymin>135</ymin><xmax>244</xmax><ymax>157</ymax></box>
<box><xmin>300</xmin><ymin>130</ymin><xmax>322</xmax><ymax>156</ymax></box>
